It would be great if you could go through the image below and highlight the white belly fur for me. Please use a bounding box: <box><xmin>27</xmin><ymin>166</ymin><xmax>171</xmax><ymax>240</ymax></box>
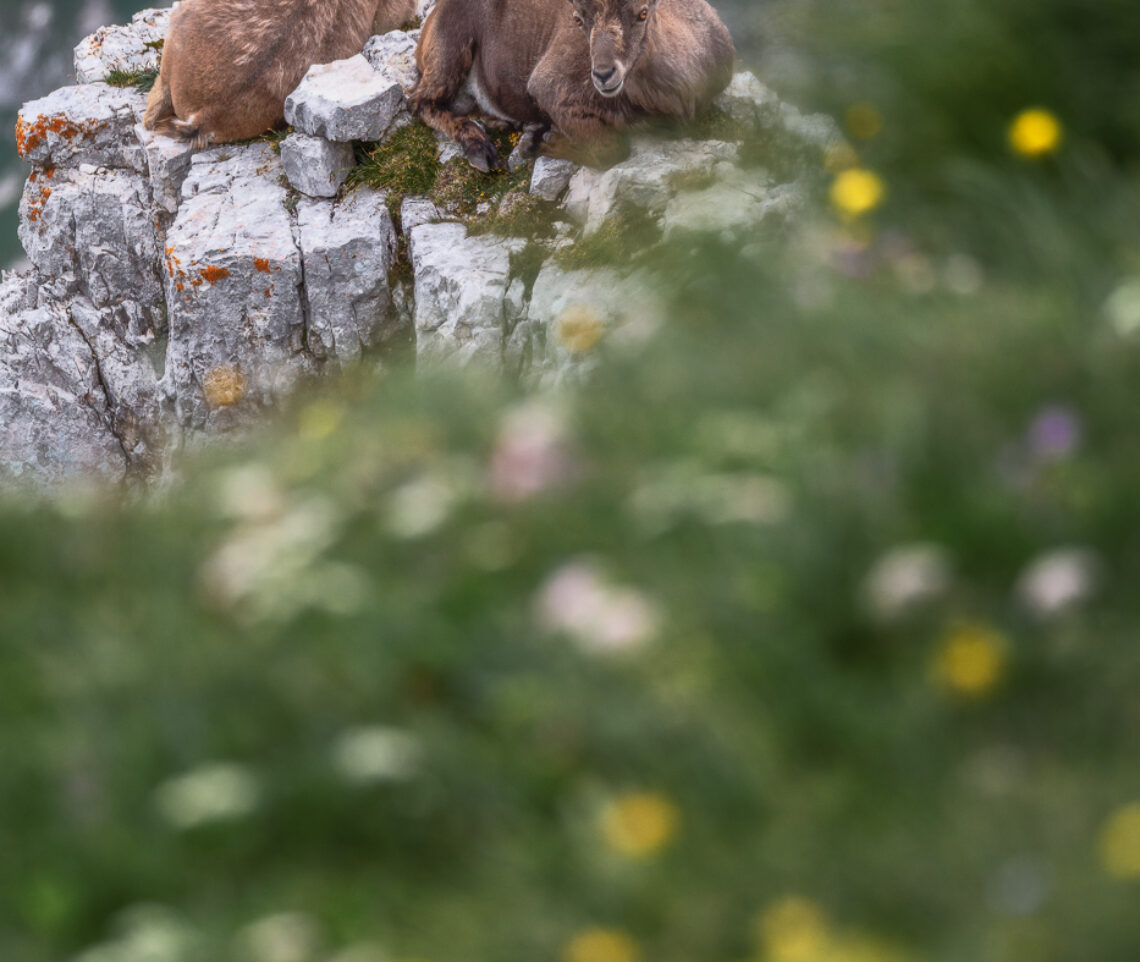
<box><xmin>464</xmin><ymin>71</ymin><xmax>517</xmax><ymax>123</ymax></box>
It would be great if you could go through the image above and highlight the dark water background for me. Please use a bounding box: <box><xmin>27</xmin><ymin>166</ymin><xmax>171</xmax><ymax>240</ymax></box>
<box><xmin>0</xmin><ymin>0</ymin><xmax>762</xmax><ymax>271</ymax></box>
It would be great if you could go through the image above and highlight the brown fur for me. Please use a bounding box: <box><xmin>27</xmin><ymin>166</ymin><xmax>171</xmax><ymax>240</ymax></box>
<box><xmin>410</xmin><ymin>0</ymin><xmax>734</xmax><ymax>170</ymax></box>
<box><xmin>144</xmin><ymin>0</ymin><xmax>416</xmax><ymax>146</ymax></box>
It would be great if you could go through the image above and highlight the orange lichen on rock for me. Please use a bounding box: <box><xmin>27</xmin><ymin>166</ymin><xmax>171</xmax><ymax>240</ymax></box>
<box><xmin>199</xmin><ymin>266</ymin><xmax>231</xmax><ymax>284</ymax></box>
<box><xmin>15</xmin><ymin>113</ymin><xmax>101</xmax><ymax>158</ymax></box>
<box><xmin>25</xmin><ymin>186</ymin><xmax>53</xmax><ymax>224</ymax></box>
<box><xmin>254</xmin><ymin>258</ymin><xmax>271</xmax><ymax>273</ymax></box>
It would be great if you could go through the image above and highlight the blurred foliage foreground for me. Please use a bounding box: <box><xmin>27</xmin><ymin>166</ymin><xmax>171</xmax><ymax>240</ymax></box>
<box><xmin>6</xmin><ymin>0</ymin><xmax>1140</xmax><ymax>960</ymax></box>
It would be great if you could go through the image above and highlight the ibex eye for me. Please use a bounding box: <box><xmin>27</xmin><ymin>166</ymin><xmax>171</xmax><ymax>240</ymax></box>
<box><xmin>574</xmin><ymin>13</ymin><xmax>584</xmax><ymax>26</ymax></box>
<box><xmin>637</xmin><ymin>7</ymin><xmax>649</xmax><ymax>20</ymax></box>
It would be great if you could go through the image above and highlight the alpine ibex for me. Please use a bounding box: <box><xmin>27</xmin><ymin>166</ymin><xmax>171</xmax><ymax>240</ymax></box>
<box><xmin>144</xmin><ymin>0</ymin><xmax>416</xmax><ymax>146</ymax></box>
<box><xmin>410</xmin><ymin>0</ymin><xmax>734</xmax><ymax>170</ymax></box>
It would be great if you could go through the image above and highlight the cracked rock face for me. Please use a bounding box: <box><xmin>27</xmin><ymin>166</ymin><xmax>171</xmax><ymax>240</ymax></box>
<box><xmin>19</xmin><ymin>164</ymin><xmax>165</xmax><ymax>334</ymax></box>
<box><xmin>0</xmin><ymin>291</ymin><xmax>129</xmax><ymax>488</ymax></box>
<box><xmin>297</xmin><ymin>190</ymin><xmax>400</xmax><ymax>363</ymax></box>
<box><xmin>163</xmin><ymin>144</ymin><xmax>311</xmax><ymax>431</ymax></box>
<box><xmin>3</xmin><ymin>5</ymin><xmax>836</xmax><ymax>491</ymax></box>
<box><xmin>409</xmin><ymin>223</ymin><xmax>515</xmax><ymax>367</ymax></box>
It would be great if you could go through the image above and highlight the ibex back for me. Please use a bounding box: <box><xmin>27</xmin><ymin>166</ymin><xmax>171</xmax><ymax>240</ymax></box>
<box><xmin>144</xmin><ymin>0</ymin><xmax>415</xmax><ymax>146</ymax></box>
<box><xmin>411</xmin><ymin>0</ymin><xmax>734</xmax><ymax>170</ymax></box>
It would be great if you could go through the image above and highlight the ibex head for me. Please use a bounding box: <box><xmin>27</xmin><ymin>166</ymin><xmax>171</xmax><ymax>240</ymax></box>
<box><xmin>567</xmin><ymin>0</ymin><xmax>659</xmax><ymax>98</ymax></box>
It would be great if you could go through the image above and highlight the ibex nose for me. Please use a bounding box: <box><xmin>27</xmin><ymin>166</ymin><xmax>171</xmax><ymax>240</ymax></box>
<box><xmin>592</xmin><ymin>66</ymin><xmax>618</xmax><ymax>85</ymax></box>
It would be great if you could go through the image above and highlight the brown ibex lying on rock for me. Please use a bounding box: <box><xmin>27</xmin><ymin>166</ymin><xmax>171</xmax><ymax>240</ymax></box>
<box><xmin>144</xmin><ymin>0</ymin><xmax>416</xmax><ymax>145</ymax></box>
<box><xmin>411</xmin><ymin>0</ymin><xmax>734</xmax><ymax>170</ymax></box>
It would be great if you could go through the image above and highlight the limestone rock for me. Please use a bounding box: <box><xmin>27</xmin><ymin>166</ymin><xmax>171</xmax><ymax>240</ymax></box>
<box><xmin>408</xmin><ymin>222</ymin><xmax>513</xmax><ymax>365</ymax></box>
<box><xmin>564</xmin><ymin>137</ymin><xmax>739</xmax><ymax>233</ymax></box>
<box><xmin>15</xmin><ymin>83</ymin><xmax>148</xmax><ymax>170</ymax></box>
<box><xmin>18</xmin><ymin>164</ymin><xmax>165</xmax><ymax>335</ymax></box>
<box><xmin>73</xmin><ymin>7</ymin><xmax>170</xmax><ymax>84</ymax></box>
<box><xmin>362</xmin><ymin>29</ymin><xmax>421</xmax><ymax>91</ymax></box>
<box><xmin>515</xmin><ymin>263</ymin><xmax>664</xmax><ymax>383</ymax></box>
<box><xmin>530</xmin><ymin>157</ymin><xmax>577</xmax><ymax>202</ymax></box>
<box><xmin>136</xmin><ymin>123</ymin><xmax>195</xmax><ymax>214</ymax></box>
<box><xmin>297</xmin><ymin>190</ymin><xmax>399</xmax><ymax>362</ymax></box>
<box><xmin>401</xmin><ymin>196</ymin><xmax>447</xmax><ymax>231</ymax></box>
<box><xmin>662</xmin><ymin>166</ymin><xmax>803</xmax><ymax>239</ymax></box>
<box><xmin>715</xmin><ymin>71</ymin><xmax>781</xmax><ymax>128</ymax></box>
<box><xmin>434</xmin><ymin>129</ymin><xmax>464</xmax><ymax>165</ymax></box>
<box><xmin>285</xmin><ymin>55</ymin><xmax>406</xmax><ymax>143</ymax></box>
<box><xmin>68</xmin><ymin>295</ymin><xmax>167</xmax><ymax>472</ymax></box>
<box><xmin>281</xmin><ymin>134</ymin><xmax>356</xmax><ymax>198</ymax></box>
<box><xmin>162</xmin><ymin>144</ymin><xmax>312</xmax><ymax>430</ymax></box>
<box><xmin>0</xmin><ymin>296</ymin><xmax>127</xmax><ymax>488</ymax></box>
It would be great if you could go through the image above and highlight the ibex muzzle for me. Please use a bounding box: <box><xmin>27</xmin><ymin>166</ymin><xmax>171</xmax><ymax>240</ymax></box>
<box><xmin>573</xmin><ymin>0</ymin><xmax>657</xmax><ymax>97</ymax></box>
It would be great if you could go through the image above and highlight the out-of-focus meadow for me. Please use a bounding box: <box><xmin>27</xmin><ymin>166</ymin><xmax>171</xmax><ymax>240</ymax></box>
<box><xmin>5</xmin><ymin>1</ymin><xmax>1140</xmax><ymax>961</ymax></box>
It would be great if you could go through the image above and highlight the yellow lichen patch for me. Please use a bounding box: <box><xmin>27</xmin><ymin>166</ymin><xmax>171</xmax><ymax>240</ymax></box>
<box><xmin>1098</xmin><ymin>802</ymin><xmax>1140</xmax><ymax>880</ymax></box>
<box><xmin>933</xmin><ymin>622</ymin><xmax>1007</xmax><ymax>697</ymax></box>
<box><xmin>599</xmin><ymin>791</ymin><xmax>680</xmax><ymax>858</ymax></box>
<box><xmin>564</xmin><ymin>929</ymin><xmax>640</xmax><ymax>962</ymax></box>
<box><xmin>202</xmin><ymin>366</ymin><xmax>248</xmax><ymax>409</ymax></box>
<box><xmin>556</xmin><ymin>305</ymin><xmax>605</xmax><ymax>354</ymax></box>
<box><xmin>1008</xmin><ymin>108</ymin><xmax>1063</xmax><ymax>158</ymax></box>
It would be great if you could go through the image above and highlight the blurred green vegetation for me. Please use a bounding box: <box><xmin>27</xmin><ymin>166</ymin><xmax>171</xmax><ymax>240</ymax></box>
<box><xmin>5</xmin><ymin>0</ymin><xmax>1140</xmax><ymax>960</ymax></box>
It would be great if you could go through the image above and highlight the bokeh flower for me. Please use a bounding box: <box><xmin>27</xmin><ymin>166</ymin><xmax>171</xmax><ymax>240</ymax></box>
<box><xmin>1104</xmin><ymin>277</ymin><xmax>1140</xmax><ymax>336</ymax></box>
<box><xmin>845</xmin><ymin>102</ymin><xmax>883</xmax><ymax>141</ymax></box>
<box><xmin>556</xmin><ymin>305</ymin><xmax>605</xmax><ymax>354</ymax></box>
<box><xmin>332</xmin><ymin>726</ymin><xmax>421</xmax><ymax>784</ymax></box>
<box><xmin>236</xmin><ymin>912</ymin><xmax>320</xmax><ymax>962</ymax></box>
<box><xmin>1026</xmin><ymin>404</ymin><xmax>1081</xmax><ymax>461</ymax></box>
<box><xmin>830</xmin><ymin>168</ymin><xmax>886</xmax><ymax>218</ymax></box>
<box><xmin>756</xmin><ymin>897</ymin><xmax>831</xmax><ymax>962</ymax></box>
<box><xmin>1098</xmin><ymin>802</ymin><xmax>1140</xmax><ymax>880</ymax></box>
<box><xmin>154</xmin><ymin>762</ymin><xmax>260</xmax><ymax>830</ymax></box>
<box><xmin>489</xmin><ymin>402</ymin><xmax>578</xmax><ymax>502</ymax></box>
<box><xmin>1008</xmin><ymin>108</ymin><xmax>1063</xmax><ymax>157</ymax></box>
<box><xmin>564</xmin><ymin>928</ymin><xmax>640</xmax><ymax>962</ymax></box>
<box><xmin>536</xmin><ymin>560</ymin><xmax>660</xmax><ymax>654</ymax></box>
<box><xmin>599</xmin><ymin>791</ymin><xmax>680</xmax><ymax>858</ymax></box>
<box><xmin>933</xmin><ymin>622</ymin><xmax>1007</xmax><ymax>697</ymax></box>
<box><xmin>861</xmin><ymin>543</ymin><xmax>952</xmax><ymax>621</ymax></box>
<box><xmin>202</xmin><ymin>364</ymin><xmax>247</xmax><ymax>408</ymax></box>
<box><xmin>1015</xmin><ymin>547</ymin><xmax>1099</xmax><ymax>618</ymax></box>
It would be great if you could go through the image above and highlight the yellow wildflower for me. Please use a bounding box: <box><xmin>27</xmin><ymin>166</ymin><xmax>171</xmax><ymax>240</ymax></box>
<box><xmin>1098</xmin><ymin>802</ymin><xmax>1140</xmax><ymax>879</ymax></box>
<box><xmin>600</xmin><ymin>791</ymin><xmax>680</xmax><ymax>858</ymax></box>
<box><xmin>845</xmin><ymin>103</ymin><xmax>883</xmax><ymax>141</ymax></box>
<box><xmin>564</xmin><ymin>929</ymin><xmax>640</xmax><ymax>962</ymax></box>
<box><xmin>756</xmin><ymin>897</ymin><xmax>831</xmax><ymax>962</ymax></box>
<box><xmin>556</xmin><ymin>305</ymin><xmax>605</xmax><ymax>354</ymax></box>
<box><xmin>830</xmin><ymin>169</ymin><xmax>886</xmax><ymax>219</ymax></box>
<box><xmin>1008</xmin><ymin>108</ymin><xmax>1063</xmax><ymax>158</ymax></box>
<box><xmin>934</xmin><ymin>622</ymin><xmax>1007</xmax><ymax>697</ymax></box>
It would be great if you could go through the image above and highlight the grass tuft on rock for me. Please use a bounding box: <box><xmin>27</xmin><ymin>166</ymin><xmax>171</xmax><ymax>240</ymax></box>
<box><xmin>104</xmin><ymin>67</ymin><xmax>159</xmax><ymax>93</ymax></box>
<box><xmin>348</xmin><ymin>123</ymin><xmax>442</xmax><ymax>213</ymax></box>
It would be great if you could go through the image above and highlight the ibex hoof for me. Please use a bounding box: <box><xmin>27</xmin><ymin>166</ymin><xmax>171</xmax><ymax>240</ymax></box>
<box><xmin>465</xmin><ymin>139</ymin><xmax>500</xmax><ymax>173</ymax></box>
